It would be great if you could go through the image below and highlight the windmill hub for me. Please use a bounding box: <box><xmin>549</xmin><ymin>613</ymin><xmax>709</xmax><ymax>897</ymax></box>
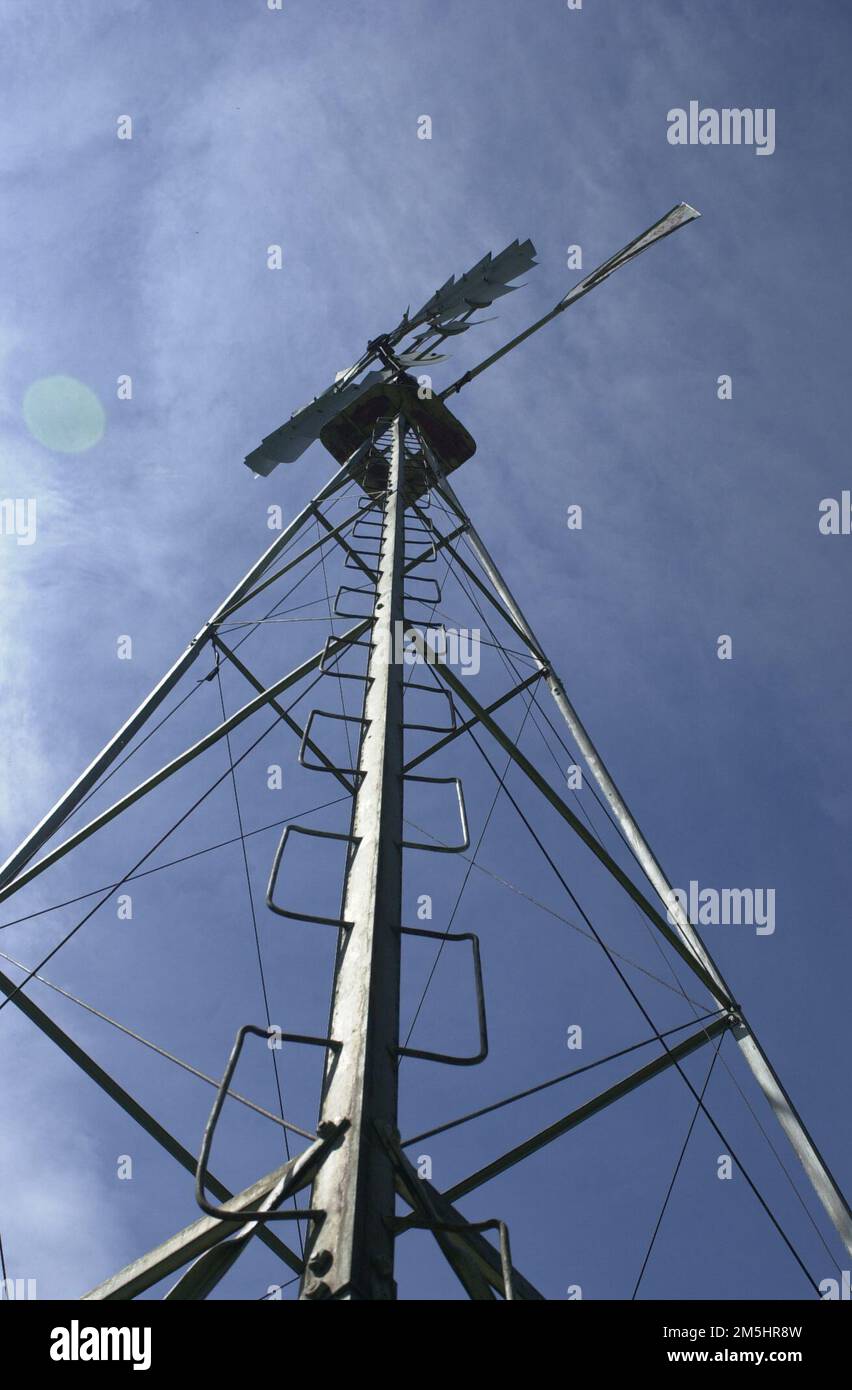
<box><xmin>319</xmin><ymin>371</ymin><xmax>476</xmax><ymax>500</ymax></box>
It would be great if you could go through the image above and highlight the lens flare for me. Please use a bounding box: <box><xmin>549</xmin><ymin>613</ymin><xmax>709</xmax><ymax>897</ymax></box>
<box><xmin>23</xmin><ymin>375</ymin><xmax>106</xmax><ymax>453</ymax></box>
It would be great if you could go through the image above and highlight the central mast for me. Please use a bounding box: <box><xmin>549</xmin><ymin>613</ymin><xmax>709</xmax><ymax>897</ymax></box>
<box><xmin>301</xmin><ymin>415</ymin><xmax>408</xmax><ymax>1300</ymax></box>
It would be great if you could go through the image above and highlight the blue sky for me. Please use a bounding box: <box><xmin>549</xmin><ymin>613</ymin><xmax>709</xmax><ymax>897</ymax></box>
<box><xmin>1</xmin><ymin>0</ymin><xmax>851</xmax><ymax>1301</ymax></box>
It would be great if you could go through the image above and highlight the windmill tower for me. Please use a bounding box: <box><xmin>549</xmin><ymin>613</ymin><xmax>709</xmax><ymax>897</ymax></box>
<box><xmin>1</xmin><ymin>204</ymin><xmax>849</xmax><ymax>1301</ymax></box>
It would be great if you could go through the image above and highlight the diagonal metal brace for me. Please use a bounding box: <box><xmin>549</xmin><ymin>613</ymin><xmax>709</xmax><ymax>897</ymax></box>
<box><xmin>439</xmin><ymin>1013</ymin><xmax>731</xmax><ymax>1205</ymax></box>
<box><xmin>312</xmin><ymin>501</ymin><xmax>379</xmax><ymax>582</ymax></box>
<box><xmin>380</xmin><ymin>1128</ymin><xmax>543</xmax><ymax>1300</ymax></box>
<box><xmin>170</xmin><ymin>1124</ymin><xmax>348</xmax><ymax>1300</ymax></box>
<box><xmin>0</xmin><ymin>459</ymin><xmax>361</xmax><ymax>893</ymax></box>
<box><xmin>403</xmin><ymin>668</ymin><xmax>543</xmax><ymax>773</ymax></box>
<box><xmin>0</xmin><ymin>964</ymin><xmax>303</xmax><ymax>1278</ymax></box>
<box><xmin>415</xmin><ymin>632</ymin><xmax>730</xmax><ymax>1007</ymax></box>
<box><xmin>213</xmin><ymin>636</ymin><xmax>356</xmax><ymax>795</ymax></box>
<box><xmin>83</xmin><ymin>1161</ymin><xmax>303</xmax><ymax>1300</ymax></box>
<box><xmin>0</xmin><ymin>620</ymin><xmax>371</xmax><ymax>906</ymax></box>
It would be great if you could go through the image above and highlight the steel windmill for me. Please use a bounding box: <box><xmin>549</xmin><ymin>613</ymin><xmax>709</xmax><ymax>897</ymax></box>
<box><xmin>1</xmin><ymin>203</ymin><xmax>848</xmax><ymax>1301</ymax></box>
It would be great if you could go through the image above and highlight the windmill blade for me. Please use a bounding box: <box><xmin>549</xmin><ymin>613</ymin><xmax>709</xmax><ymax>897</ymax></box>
<box><xmin>244</xmin><ymin>368</ymin><xmax>393</xmax><ymax>475</ymax></box>
<box><xmin>436</xmin><ymin>319</ymin><xmax>478</xmax><ymax>336</ymax></box>
<box><xmin>441</xmin><ymin>203</ymin><xmax>700</xmax><ymax>400</ymax></box>
<box><xmin>404</xmin><ymin>237</ymin><xmax>538</xmax><ymax>332</ymax></box>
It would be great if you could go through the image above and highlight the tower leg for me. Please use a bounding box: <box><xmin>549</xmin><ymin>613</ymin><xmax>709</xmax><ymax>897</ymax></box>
<box><xmin>431</xmin><ymin>465</ymin><xmax>852</xmax><ymax>1258</ymax></box>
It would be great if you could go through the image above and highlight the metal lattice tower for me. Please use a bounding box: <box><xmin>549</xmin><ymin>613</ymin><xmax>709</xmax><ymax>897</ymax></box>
<box><xmin>1</xmin><ymin>204</ymin><xmax>850</xmax><ymax>1301</ymax></box>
